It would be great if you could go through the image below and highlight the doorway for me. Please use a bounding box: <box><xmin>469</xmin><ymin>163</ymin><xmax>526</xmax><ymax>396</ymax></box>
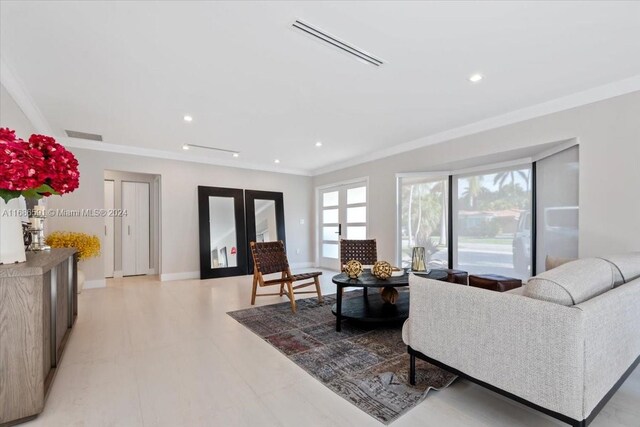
<box><xmin>103</xmin><ymin>171</ymin><xmax>160</xmax><ymax>278</ymax></box>
<box><xmin>317</xmin><ymin>179</ymin><xmax>368</xmax><ymax>270</ymax></box>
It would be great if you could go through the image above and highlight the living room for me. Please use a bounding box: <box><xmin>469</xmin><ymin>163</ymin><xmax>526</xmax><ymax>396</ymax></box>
<box><xmin>0</xmin><ymin>1</ymin><xmax>638</xmax><ymax>427</ymax></box>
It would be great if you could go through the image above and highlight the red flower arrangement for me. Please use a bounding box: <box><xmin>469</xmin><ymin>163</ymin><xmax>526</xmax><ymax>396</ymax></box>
<box><xmin>0</xmin><ymin>128</ymin><xmax>79</xmax><ymax>203</ymax></box>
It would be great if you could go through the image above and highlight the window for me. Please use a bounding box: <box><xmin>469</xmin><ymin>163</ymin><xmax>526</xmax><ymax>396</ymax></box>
<box><xmin>535</xmin><ymin>146</ymin><xmax>579</xmax><ymax>273</ymax></box>
<box><xmin>398</xmin><ymin>175</ymin><xmax>448</xmax><ymax>269</ymax></box>
<box><xmin>397</xmin><ymin>148</ymin><xmax>578</xmax><ymax>280</ymax></box>
<box><xmin>454</xmin><ymin>166</ymin><xmax>532</xmax><ymax>279</ymax></box>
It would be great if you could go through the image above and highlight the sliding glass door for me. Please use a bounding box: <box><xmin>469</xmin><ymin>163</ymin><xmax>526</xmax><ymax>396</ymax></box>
<box><xmin>397</xmin><ymin>175</ymin><xmax>449</xmax><ymax>269</ymax></box>
<box><xmin>535</xmin><ymin>146</ymin><xmax>579</xmax><ymax>273</ymax></box>
<box><xmin>396</xmin><ymin>148</ymin><xmax>579</xmax><ymax>280</ymax></box>
<box><xmin>453</xmin><ymin>165</ymin><xmax>532</xmax><ymax>279</ymax></box>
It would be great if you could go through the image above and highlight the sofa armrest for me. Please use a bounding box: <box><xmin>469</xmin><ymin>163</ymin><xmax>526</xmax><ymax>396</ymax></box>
<box><xmin>403</xmin><ymin>274</ymin><xmax>585</xmax><ymax>420</ymax></box>
<box><xmin>576</xmin><ymin>278</ymin><xmax>640</xmax><ymax>418</ymax></box>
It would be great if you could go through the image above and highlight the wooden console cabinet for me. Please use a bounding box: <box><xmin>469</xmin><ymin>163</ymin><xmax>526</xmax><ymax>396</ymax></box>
<box><xmin>0</xmin><ymin>249</ymin><xmax>77</xmax><ymax>426</ymax></box>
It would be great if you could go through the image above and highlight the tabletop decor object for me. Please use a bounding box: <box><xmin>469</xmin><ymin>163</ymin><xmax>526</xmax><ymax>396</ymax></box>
<box><xmin>0</xmin><ymin>128</ymin><xmax>80</xmax><ymax>264</ymax></box>
<box><xmin>343</xmin><ymin>259</ymin><xmax>363</xmax><ymax>278</ymax></box>
<box><xmin>391</xmin><ymin>266</ymin><xmax>405</xmax><ymax>277</ymax></box>
<box><xmin>380</xmin><ymin>286</ymin><xmax>399</xmax><ymax>304</ymax></box>
<box><xmin>46</xmin><ymin>231</ymin><xmax>100</xmax><ymax>293</ymax></box>
<box><xmin>27</xmin><ymin>205</ymin><xmax>50</xmax><ymax>251</ymax></box>
<box><xmin>411</xmin><ymin>247</ymin><xmax>427</xmax><ymax>272</ymax></box>
<box><xmin>372</xmin><ymin>260</ymin><xmax>393</xmax><ymax>280</ymax></box>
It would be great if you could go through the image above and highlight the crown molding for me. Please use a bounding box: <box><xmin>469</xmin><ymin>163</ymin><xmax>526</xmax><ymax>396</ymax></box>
<box><xmin>3</xmin><ymin>51</ymin><xmax>638</xmax><ymax>178</ymax></box>
<box><xmin>1</xmin><ymin>55</ymin><xmax>309</xmax><ymax>176</ymax></box>
<box><xmin>0</xmin><ymin>57</ymin><xmax>55</xmax><ymax>135</ymax></box>
<box><xmin>311</xmin><ymin>75</ymin><xmax>640</xmax><ymax>176</ymax></box>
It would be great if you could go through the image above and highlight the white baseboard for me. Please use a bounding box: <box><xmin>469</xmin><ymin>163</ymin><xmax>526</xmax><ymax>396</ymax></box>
<box><xmin>291</xmin><ymin>262</ymin><xmax>315</xmax><ymax>269</ymax></box>
<box><xmin>113</xmin><ymin>270</ymin><xmax>123</xmax><ymax>278</ymax></box>
<box><xmin>83</xmin><ymin>279</ymin><xmax>106</xmax><ymax>289</ymax></box>
<box><xmin>160</xmin><ymin>271</ymin><xmax>200</xmax><ymax>281</ymax></box>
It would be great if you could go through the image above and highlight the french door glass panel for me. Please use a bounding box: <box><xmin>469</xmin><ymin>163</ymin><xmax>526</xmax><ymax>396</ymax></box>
<box><xmin>347</xmin><ymin>226</ymin><xmax>367</xmax><ymax>240</ymax></box>
<box><xmin>454</xmin><ymin>166</ymin><xmax>532</xmax><ymax>280</ymax></box>
<box><xmin>536</xmin><ymin>146</ymin><xmax>579</xmax><ymax>273</ymax></box>
<box><xmin>323</xmin><ymin>208</ymin><xmax>339</xmax><ymax>224</ymax></box>
<box><xmin>398</xmin><ymin>176</ymin><xmax>449</xmax><ymax>269</ymax></box>
<box><xmin>319</xmin><ymin>183</ymin><xmax>367</xmax><ymax>269</ymax></box>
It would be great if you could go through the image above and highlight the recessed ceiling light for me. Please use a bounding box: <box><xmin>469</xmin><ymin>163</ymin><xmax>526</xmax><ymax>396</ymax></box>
<box><xmin>183</xmin><ymin>115</ymin><xmax>193</xmax><ymax>122</ymax></box>
<box><xmin>182</xmin><ymin>144</ymin><xmax>190</xmax><ymax>150</ymax></box>
<box><xmin>315</xmin><ymin>141</ymin><xmax>323</xmax><ymax>147</ymax></box>
<box><xmin>468</xmin><ymin>74</ymin><xmax>483</xmax><ymax>83</ymax></box>
<box><xmin>274</xmin><ymin>159</ymin><xmax>280</xmax><ymax>164</ymax></box>
<box><xmin>233</xmin><ymin>153</ymin><xmax>239</xmax><ymax>158</ymax></box>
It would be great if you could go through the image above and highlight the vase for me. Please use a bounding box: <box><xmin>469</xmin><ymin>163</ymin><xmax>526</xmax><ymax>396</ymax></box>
<box><xmin>0</xmin><ymin>198</ymin><xmax>27</xmax><ymax>264</ymax></box>
<box><xmin>411</xmin><ymin>247</ymin><xmax>427</xmax><ymax>272</ymax></box>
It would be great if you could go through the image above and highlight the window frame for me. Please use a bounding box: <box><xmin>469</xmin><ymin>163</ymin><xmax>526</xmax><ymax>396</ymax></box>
<box><xmin>395</xmin><ymin>172</ymin><xmax>450</xmax><ymax>268</ymax></box>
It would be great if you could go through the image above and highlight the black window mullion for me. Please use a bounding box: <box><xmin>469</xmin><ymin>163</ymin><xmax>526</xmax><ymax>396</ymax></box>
<box><xmin>448</xmin><ymin>175</ymin><xmax>454</xmax><ymax>269</ymax></box>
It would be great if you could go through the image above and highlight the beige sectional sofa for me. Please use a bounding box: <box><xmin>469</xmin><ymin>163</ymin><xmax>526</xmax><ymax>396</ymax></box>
<box><xmin>402</xmin><ymin>253</ymin><xmax>640</xmax><ymax>427</ymax></box>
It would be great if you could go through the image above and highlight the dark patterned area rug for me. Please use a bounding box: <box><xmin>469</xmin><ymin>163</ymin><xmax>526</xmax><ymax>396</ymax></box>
<box><xmin>227</xmin><ymin>291</ymin><xmax>457</xmax><ymax>424</ymax></box>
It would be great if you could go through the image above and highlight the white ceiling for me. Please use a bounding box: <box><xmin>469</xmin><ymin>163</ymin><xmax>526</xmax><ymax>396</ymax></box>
<box><xmin>1</xmin><ymin>1</ymin><xmax>640</xmax><ymax>175</ymax></box>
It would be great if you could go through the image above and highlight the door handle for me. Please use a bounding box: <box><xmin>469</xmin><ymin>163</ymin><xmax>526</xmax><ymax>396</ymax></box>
<box><xmin>128</xmin><ymin>225</ymin><xmax>131</xmax><ymax>236</ymax></box>
<box><xmin>337</xmin><ymin>224</ymin><xmax>342</xmax><ymax>236</ymax></box>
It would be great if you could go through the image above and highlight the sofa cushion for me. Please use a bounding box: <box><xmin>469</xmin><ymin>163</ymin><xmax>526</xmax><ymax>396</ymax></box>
<box><xmin>599</xmin><ymin>252</ymin><xmax>640</xmax><ymax>286</ymax></box>
<box><xmin>525</xmin><ymin>258</ymin><xmax>615</xmax><ymax>306</ymax></box>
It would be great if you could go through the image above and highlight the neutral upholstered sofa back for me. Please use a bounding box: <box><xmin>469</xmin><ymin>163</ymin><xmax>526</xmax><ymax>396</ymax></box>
<box><xmin>525</xmin><ymin>258</ymin><xmax>616</xmax><ymax>306</ymax></box>
<box><xmin>600</xmin><ymin>252</ymin><xmax>640</xmax><ymax>286</ymax></box>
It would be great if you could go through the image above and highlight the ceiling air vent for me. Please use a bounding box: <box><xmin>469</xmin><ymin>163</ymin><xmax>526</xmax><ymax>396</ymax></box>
<box><xmin>65</xmin><ymin>130</ymin><xmax>103</xmax><ymax>141</ymax></box>
<box><xmin>292</xmin><ymin>19</ymin><xmax>384</xmax><ymax>67</ymax></box>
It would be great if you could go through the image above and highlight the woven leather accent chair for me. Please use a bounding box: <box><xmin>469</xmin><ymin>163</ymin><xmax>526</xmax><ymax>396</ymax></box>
<box><xmin>250</xmin><ymin>241</ymin><xmax>323</xmax><ymax>313</ymax></box>
<box><xmin>339</xmin><ymin>239</ymin><xmax>377</xmax><ymax>298</ymax></box>
<box><xmin>339</xmin><ymin>239</ymin><xmax>378</xmax><ymax>268</ymax></box>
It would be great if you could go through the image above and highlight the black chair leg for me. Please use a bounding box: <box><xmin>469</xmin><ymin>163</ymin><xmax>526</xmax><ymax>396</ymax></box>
<box><xmin>409</xmin><ymin>351</ymin><xmax>416</xmax><ymax>385</ymax></box>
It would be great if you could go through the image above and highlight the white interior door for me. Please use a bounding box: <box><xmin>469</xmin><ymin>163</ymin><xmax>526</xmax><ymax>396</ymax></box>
<box><xmin>318</xmin><ymin>181</ymin><xmax>368</xmax><ymax>270</ymax></box>
<box><xmin>122</xmin><ymin>182</ymin><xmax>150</xmax><ymax>276</ymax></box>
<box><xmin>136</xmin><ymin>183</ymin><xmax>150</xmax><ymax>274</ymax></box>
<box><xmin>104</xmin><ymin>180</ymin><xmax>115</xmax><ymax>278</ymax></box>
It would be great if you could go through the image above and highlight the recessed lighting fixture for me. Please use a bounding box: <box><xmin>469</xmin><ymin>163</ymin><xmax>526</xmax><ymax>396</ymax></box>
<box><xmin>274</xmin><ymin>159</ymin><xmax>280</xmax><ymax>164</ymax></box>
<box><xmin>182</xmin><ymin>144</ymin><xmax>190</xmax><ymax>150</ymax></box>
<box><xmin>183</xmin><ymin>115</ymin><xmax>193</xmax><ymax>122</ymax></box>
<box><xmin>468</xmin><ymin>74</ymin><xmax>483</xmax><ymax>83</ymax></box>
<box><xmin>232</xmin><ymin>153</ymin><xmax>239</xmax><ymax>158</ymax></box>
<box><xmin>315</xmin><ymin>141</ymin><xmax>323</xmax><ymax>147</ymax></box>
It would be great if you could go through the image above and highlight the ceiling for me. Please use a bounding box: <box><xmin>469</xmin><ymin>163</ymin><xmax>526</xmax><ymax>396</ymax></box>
<box><xmin>1</xmin><ymin>1</ymin><xmax>639</xmax><ymax>175</ymax></box>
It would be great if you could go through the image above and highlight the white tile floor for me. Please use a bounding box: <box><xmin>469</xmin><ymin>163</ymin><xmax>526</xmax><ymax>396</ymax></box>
<box><xmin>27</xmin><ymin>271</ymin><xmax>639</xmax><ymax>427</ymax></box>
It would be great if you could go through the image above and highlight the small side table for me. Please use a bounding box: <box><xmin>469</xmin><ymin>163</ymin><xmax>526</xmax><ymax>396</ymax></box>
<box><xmin>469</xmin><ymin>274</ymin><xmax>522</xmax><ymax>292</ymax></box>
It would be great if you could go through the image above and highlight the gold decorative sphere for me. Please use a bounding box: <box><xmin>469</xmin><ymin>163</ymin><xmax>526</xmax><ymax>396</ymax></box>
<box><xmin>343</xmin><ymin>259</ymin><xmax>363</xmax><ymax>279</ymax></box>
<box><xmin>372</xmin><ymin>261</ymin><xmax>393</xmax><ymax>280</ymax></box>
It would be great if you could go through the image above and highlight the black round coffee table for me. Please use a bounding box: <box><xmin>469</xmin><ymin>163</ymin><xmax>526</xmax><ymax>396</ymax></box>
<box><xmin>331</xmin><ymin>269</ymin><xmax>448</xmax><ymax>331</ymax></box>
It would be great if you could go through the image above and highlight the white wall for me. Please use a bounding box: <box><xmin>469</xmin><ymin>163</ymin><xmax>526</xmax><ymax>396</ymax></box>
<box><xmin>0</xmin><ymin>84</ymin><xmax>35</xmax><ymax>137</ymax></box>
<box><xmin>45</xmin><ymin>148</ymin><xmax>314</xmax><ymax>282</ymax></box>
<box><xmin>314</xmin><ymin>91</ymin><xmax>640</xmax><ymax>263</ymax></box>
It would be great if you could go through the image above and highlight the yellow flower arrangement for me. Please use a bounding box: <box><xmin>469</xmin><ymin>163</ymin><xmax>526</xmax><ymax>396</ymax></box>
<box><xmin>45</xmin><ymin>231</ymin><xmax>101</xmax><ymax>261</ymax></box>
